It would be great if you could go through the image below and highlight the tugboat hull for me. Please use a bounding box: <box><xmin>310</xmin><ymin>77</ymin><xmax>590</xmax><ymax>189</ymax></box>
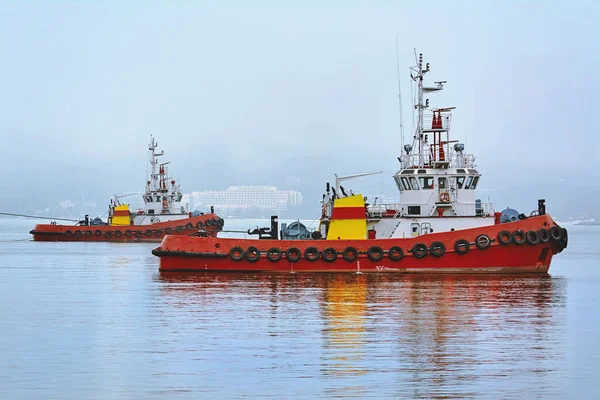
<box><xmin>30</xmin><ymin>214</ymin><xmax>223</xmax><ymax>243</ymax></box>
<box><xmin>153</xmin><ymin>215</ymin><xmax>567</xmax><ymax>273</ymax></box>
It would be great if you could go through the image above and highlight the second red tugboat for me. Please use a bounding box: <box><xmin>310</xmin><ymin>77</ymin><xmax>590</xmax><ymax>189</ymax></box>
<box><xmin>152</xmin><ymin>52</ymin><xmax>567</xmax><ymax>272</ymax></box>
<box><xmin>31</xmin><ymin>136</ymin><xmax>223</xmax><ymax>242</ymax></box>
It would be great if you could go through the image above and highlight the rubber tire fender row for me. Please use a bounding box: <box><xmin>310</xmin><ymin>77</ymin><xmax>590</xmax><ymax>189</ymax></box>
<box><xmin>74</xmin><ymin>230</ymin><xmax>82</xmax><ymax>238</ymax></box>
<box><xmin>322</xmin><ymin>247</ymin><xmax>337</xmax><ymax>263</ymax></box>
<box><xmin>304</xmin><ymin>247</ymin><xmax>320</xmax><ymax>261</ymax></box>
<box><xmin>430</xmin><ymin>241</ymin><xmax>446</xmax><ymax>257</ymax></box>
<box><xmin>549</xmin><ymin>226</ymin><xmax>562</xmax><ymax>241</ymax></box>
<box><xmin>538</xmin><ymin>228</ymin><xmax>550</xmax><ymax>243</ymax></box>
<box><xmin>65</xmin><ymin>230</ymin><xmax>73</xmax><ymax>237</ymax></box>
<box><xmin>245</xmin><ymin>246</ymin><xmax>260</xmax><ymax>262</ymax></box>
<box><xmin>266</xmin><ymin>248</ymin><xmax>282</xmax><ymax>262</ymax></box>
<box><xmin>186</xmin><ymin>223</ymin><xmax>194</xmax><ymax>229</ymax></box>
<box><xmin>155</xmin><ymin>230</ymin><xmax>162</xmax><ymax>237</ymax></box>
<box><xmin>367</xmin><ymin>246</ymin><xmax>384</xmax><ymax>262</ymax></box>
<box><xmin>412</xmin><ymin>243</ymin><xmax>428</xmax><ymax>259</ymax></box>
<box><xmin>114</xmin><ymin>230</ymin><xmax>122</xmax><ymax>238</ymax></box>
<box><xmin>526</xmin><ymin>230</ymin><xmax>540</xmax><ymax>245</ymax></box>
<box><xmin>84</xmin><ymin>230</ymin><xmax>92</xmax><ymax>238</ymax></box>
<box><xmin>145</xmin><ymin>229</ymin><xmax>153</xmax><ymax>237</ymax></box>
<box><xmin>134</xmin><ymin>231</ymin><xmax>142</xmax><ymax>238</ymax></box>
<box><xmin>175</xmin><ymin>226</ymin><xmax>183</xmax><ymax>233</ymax></box>
<box><xmin>512</xmin><ymin>230</ymin><xmax>526</xmax><ymax>245</ymax></box>
<box><xmin>165</xmin><ymin>228</ymin><xmax>172</xmax><ymax>235</ymax></box>
<box><xmin>498</xmin><ymin>230</ymin><xmax>512</xmax><ymax>245</ymax></box>
<box><xmin>388</xmin><ymin>246</ymin><xmax>404</xmax><ymax>262</ymax></box>
<box><xmin>229</xmin><ymin>246</ymin><xmax>245</xmax><ymax>261</ymax></box>
<box><xmin>342</xmin><ymin>247</ymin><xmax>358</xmax><ymax>262</ymax></box>
<box><xmin>454</xmin><ymin>239</ymin><xmax>470</xmax><ymax>255</ymax></box>
<box><xmin>475</xmin><ymin>234</ymin><xmax>492</xmax><ymax>250</ymax></box>
<box><xmin>94</xmin><ymin>230</ymin><xmax>102</xmax><ymax>237</ymax></box>
<box><xmin>125</xmin><ymin>230</ymin><xmax>132</xmax><ymax>237</ymax></box>
<box><xmin>286</xmin><ymin>247</ymin><xmax>302</xmax><ymax>263</ymax></box>
<box><xmin>105</xmin><ymin>231</ymin><xmax>112</xmax><ymax>238</ymax></box>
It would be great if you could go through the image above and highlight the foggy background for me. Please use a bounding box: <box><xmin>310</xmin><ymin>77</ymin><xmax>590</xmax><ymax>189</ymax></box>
<box><xmin>0</xmin><ymin>1</ymin><xmax>598</xmax><ymax>220</ymax></box>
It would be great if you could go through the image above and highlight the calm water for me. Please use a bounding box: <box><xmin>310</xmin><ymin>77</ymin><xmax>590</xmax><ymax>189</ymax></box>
<box><xmin>1</xmin><ymin>218</ymin><xmax>599</xmax><ymax>399</ymax></box>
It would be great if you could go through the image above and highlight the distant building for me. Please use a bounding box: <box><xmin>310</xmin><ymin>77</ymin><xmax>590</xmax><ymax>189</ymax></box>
<box><xmin>187</xmin><ymin>186</ymin><xmax>302</xmax><ymax>217</ymax></box>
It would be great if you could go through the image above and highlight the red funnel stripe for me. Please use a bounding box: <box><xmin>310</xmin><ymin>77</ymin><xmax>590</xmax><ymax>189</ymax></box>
<box><xmin>331</xmin><ymin>206</ymin><xmax>366</xmax><ymax>220</ymax></box>
<box><xmin>113</xmin><ymin>210</ymin><xmax>130</xmax><ymax>217</ymax></box>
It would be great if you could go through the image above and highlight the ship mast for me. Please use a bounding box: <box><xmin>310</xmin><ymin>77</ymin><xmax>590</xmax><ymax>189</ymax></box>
<box><xmin>148</xmin><ymin>135</ymin><xmax>164</xmax><ymax>192</ymax></box>
<box><xmin>409</xmin><ymin>51</ymin><xmax>445</xmax><ymax>168</ymax></box>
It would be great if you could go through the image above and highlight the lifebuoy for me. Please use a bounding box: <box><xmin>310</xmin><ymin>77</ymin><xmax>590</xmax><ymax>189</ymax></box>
<box><xmin>439</xmin><ymin>192</ymin><xmax>450</xmax><ymax>203</ymax></box>
<box><xmin>367</xmin><ymin>246</ymin><xmax>384</xmax><ymax>261</ymax></box>
<box><xmin>165</xmin><ymin>228</ymin><xmax>172</xmax><ymax>234</ymax></box>
<box><xmin>125</xmin><ymin>230</ymin><xmax>132</xmax><ymax>237</ymax></box>
<box><xmin>115</xmin><ymin>230</ymin><xmax>122</xmax><ymax>237</ymax></box>
<box><xmin>95</xmin><ymin>230</ymin><xmax>102</xmax><ymax>237</ymax></box>
<box><xmin>266</xmin><ymin>248</ymin><xmax>282</xmax><ymax>262</ymax></box>
<box><xmin>286</xmin><ymin>247</ymin><xmax>301</xmax><ymax>262</ymax></box>
<box><xmin>412</xmin><ymin>243</ymin><xmax>428</xmax><ymax>259</ymax></box>
<box><xmin>388</xmin><ymin>246</ymin><xmax>404</xmax><ymax>261</ymax></box>
<box><xmin>145</xmin><ymin>229</ymin><xmax>153</xmax><ymax>237</ymax></box>
<box><xmin>74</xmin><ymin>230</ymin><xmax>82</xmax><ymax>238</ymax></box>
<box><xmin>65</xmin><ymin>230</ymin><xmax>73</xmax><ymax>237</ymax></box>
<box><xmin>304</xmin><ymin>247</ymin><xmax>320</xmax><ymax>261</ymax></box>
<box><xmin>430</xmin><ymin>241</ymin><xmax>446</xmax><ymax>257</ymax></box>
<box><xmin>343</xmin><ymin>247</ymin><xmax>358</xmax><ymax>262</ymax></box>
<box><xmin>454</xmin><ymin>239</ymin><xmax>470</xmax><ymax>255</ymax></box>
<box><xmin>498</xmin><ymin>230</ymin><xmax>512</xmax><ymax>245</ymax></box>
<box><xmin>245</xmin><ymin>246</ymin><xmax>260</xmax><ymax>262</ymax></box>
<box><xmin>155</xmin><ymin>230</ymin><xmax>162</xmax><ymax>237</ymax></box>
<box><xmin>538</xmin><ymin>228</ymin><xmax>550</xmax><ymax>243</ymax></box>
<box><xmin>526</xmin><ymin>230</ymin><xmax>540</xmax><ymax>245</ymax></box>
<box><xmin>549</xmin><ymin>226</ymin><xmax>562</xmax><ymax>241</ymax></box>
<box><xmin>475</xmin><ymin>234</ymin><xmax>491</xmax><ymax>250</ymax></box>
<box><xmin>229</xmin><ymin>246</ymin><xmax>244</xmax><ymax>261</ymax></box>
<box><xmin>84</xmin><ymin>230</ymin><xmax>92</xmax><ymax>237</ymax></box>
<box><xmin>512</xmin><ymin>230</ymin><xmax>526</xmax><ymax>245</ymax></box>
<box><xmin>322</xmin><ymin>247</ymin><xmax>337</xmax><ymax>263</ymax></box>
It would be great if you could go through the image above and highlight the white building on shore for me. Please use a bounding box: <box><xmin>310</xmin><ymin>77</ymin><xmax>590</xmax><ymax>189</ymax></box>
<box><xmin>186</xmin><ymin>186</ymin><xmax>302</xmax><ymax>217</ymax></box>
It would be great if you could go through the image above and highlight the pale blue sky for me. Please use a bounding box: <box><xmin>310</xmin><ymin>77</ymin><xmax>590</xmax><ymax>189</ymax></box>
<box><xmin>0</xmin><ymin>1</ymin><xmax>598</xmax><ymax>213</ymax></box>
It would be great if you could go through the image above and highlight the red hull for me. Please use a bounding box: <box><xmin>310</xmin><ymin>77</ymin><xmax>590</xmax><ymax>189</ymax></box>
<box><xmin>153</xmin><ymin>215</ymin><xmax>567</xmax><ymax>273</ymax></box>
<box><xmin>30</xmin><ymin>214</ymin><xmax>223</xmax><ymax>243</ymax></box>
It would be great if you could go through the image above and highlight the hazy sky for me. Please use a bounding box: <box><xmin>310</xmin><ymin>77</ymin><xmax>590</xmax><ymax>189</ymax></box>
<box><xmin>1</xmin><ymin>1</ymin><xmax>598</xmax><ymax>214</ymax></box>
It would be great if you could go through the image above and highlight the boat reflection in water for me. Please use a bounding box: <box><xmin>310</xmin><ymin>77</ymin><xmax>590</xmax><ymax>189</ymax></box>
<box><xmin>157</xmin><ymin>272</ymin><xmax>567</xmax><ymax>398</ymax></box>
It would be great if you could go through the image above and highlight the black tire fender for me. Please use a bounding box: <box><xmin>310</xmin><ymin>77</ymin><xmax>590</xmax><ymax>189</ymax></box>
<box><xmin>388</xmin><ymin>246</ymin><xmax>404</xmax><ymax>261</ymax></box>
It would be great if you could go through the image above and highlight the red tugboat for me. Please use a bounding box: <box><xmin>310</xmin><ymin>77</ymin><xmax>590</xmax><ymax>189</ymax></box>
<box><xmin>152</xmin><ymin>53</ymin><xmax>567</xmax><ymax>272</ymax></box>
<box><xmin>31</xmin><ymin>136</ymin><xmax>223</xmax><ymax>242</ymax></box>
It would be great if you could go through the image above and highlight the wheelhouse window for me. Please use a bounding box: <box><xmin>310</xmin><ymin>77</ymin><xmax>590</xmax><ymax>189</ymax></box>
<box><xmin>419</xmin><ymin>176</ymin><xmax>434</xmax><ymax>189</ymax></box>
<box><xmin>438</xmin><ymin>177</ymin><xmax>447</xmax><ymax>189</ymax></box>
<box><xmin>465</xmin><ymin>176</ymin><xmax>474</xmax><ymax>189</ymax></box>
<box><xmin>394</xmin><ymin>176</ymin><xmax>403</xmax><ymax>192</ymax></box>
<box><xmin>471</xmin><ymin>176</ymin><xmax>479</xmax><ymax>189</ymax></box>
<box><xmin>410</xmin><ymin>177</ymin><xmax>419</xmax><ymax>190</ymax></box>
<box><xmin>457</xmin><ymin>176</ymin><xmax>465</xmax><ymax>189</ymax></box>
<box><xmin>401</xmin><ymin>177</ymin><xmax>411</xmax><ymax>190</ymax></box>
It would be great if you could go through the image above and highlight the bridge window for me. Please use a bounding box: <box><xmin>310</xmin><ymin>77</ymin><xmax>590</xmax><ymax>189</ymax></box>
<box><xmin>438</xmin><ymin>177</ymin><xmax>447</xmax><ymax>189</ymax></box>
<box><xmin>419</xmin><ymin>176</ymin><xmax>434</xmax><ymax>189</ymax></box>
<box><xmin>457</xmin><ymin>176</ymin><xmax>465</xmax><ymax>189</ymax></box>
<box><xmin>410</xmin><ymin>177</ymin><xmax>419</xmax><ymax>190</ymax></box>
<box><xmin>471</xmin><ymin>176</ymin><xmax>479</xmax><ymax>189</ymax></box>
<box><xmin>394</xmin><ymin>176</ymin><xmax>403</xmax><ymax>191</ymax></box>
<box><xmin>465</xmin><ymin>176</ymin><xmax>474</xmax><ymax>189</ymax></box>
<box><xmin>401</xmin><ymin>177</ymin><xmax>411</xmax><ymax>190</ymax></box>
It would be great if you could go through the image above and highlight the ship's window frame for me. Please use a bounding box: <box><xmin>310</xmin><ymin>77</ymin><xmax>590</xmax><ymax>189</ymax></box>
<box><xmin>418</xmin><ymin>169</ymin><xmax>427</xmax><ymax>174</ymax></box>
<box><xmin>145</xmin><ymin>196</ymin><xmax>152</xmax><ymax>202</ymax></box>
<box><xmin>401</xmin><ymin>170</ymin><xmax>415</xmax><ymax>175</ymax></box>
<box><xmin>468</xmin><ymin>169</ymin><xmax>478</xmax><ymax>174</ymax></box>
<box><xmin>419</xmin><ymin>176</ymin><xmax>434</xmax><ymax>189</ymax></box>
<box><xmin>465</xmin><ymin>176</ymin><xmax>474</xmax><ymax>189</ymax></box>
<box><xmin>394</xmin><ymin>176</ymin><xmax>403</xmax><ymax>192</ymax></box>
<box><xmin>409</xmin><ymin>177</ymin><xmax>419</xmax><ymax>190</ymax></box>
<box><xmin>457</xmin><ymin>176</ymin><xmax>465</xmax><ymax>189</ymax></box>
<box><xmin>438</xmin><ymin>177</ymin><xmax>447</xmax><ymax>189</ymax></box>
<box><xmin>401</xmin><ymin>177</ymin><xmax>411</xmax><ymax>190</ymax></box>
<box><xmin>471</xmin><ymin>176</ymin><xmax>479</xmax><ymax>189</ymax></box>
<box><xmin>155</xmin><ymin>196</ymin><xmax>161</xmax><ymax>202</ymax></box>
<box><xmin>457</xmin><ymin>168</ymin><xmax>466</xmax><ymax>174</ymax></box>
